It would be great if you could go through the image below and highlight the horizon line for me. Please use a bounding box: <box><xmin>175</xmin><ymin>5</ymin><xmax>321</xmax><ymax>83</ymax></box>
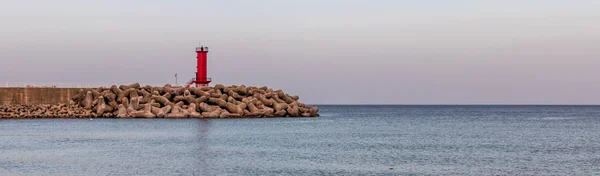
<box><xmin>308</xmin><ymin>104</ymin><xmax>600</xmax><ymax>106</ymax></box>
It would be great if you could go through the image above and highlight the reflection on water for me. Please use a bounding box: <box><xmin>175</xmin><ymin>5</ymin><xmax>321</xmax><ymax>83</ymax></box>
<box><xmin>195</xmin><ymin>119</ymin><xmax>211</xmax><ymax>173</ymax></box>
<box><xmin>1</xmin><ymin>105</ymin><xmax>600</xmax><ymax>175</ymax></box>
<box><xmin>197</xmin><ymin>119</ymin><xmax>211</xmax><ymax>149</ymax></box>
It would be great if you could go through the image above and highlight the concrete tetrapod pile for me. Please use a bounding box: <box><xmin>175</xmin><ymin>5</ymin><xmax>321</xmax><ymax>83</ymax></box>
<box><xmin>0</xmin><ymin>83</ymin><xmax>319</xmax><ymax>119</ymax></box>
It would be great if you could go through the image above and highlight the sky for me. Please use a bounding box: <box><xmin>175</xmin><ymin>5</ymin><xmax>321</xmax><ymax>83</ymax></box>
<box><xmin>1</xmin><ymin>0</ymin><xmax>600</xmax><ymax>104</ymax></box>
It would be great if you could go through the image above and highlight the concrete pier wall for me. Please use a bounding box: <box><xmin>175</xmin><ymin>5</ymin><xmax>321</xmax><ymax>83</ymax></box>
<box><xmin>0</xmin><ymin>88</ymin><xmax>79</xmax><ymax>105</ymax></box>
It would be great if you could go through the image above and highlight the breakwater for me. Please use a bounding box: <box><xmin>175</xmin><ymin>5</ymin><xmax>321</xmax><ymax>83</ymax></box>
<box><xmin>0</xmin><ymin>87</ymin><xmax>79</xmax><ymax>105</ymax></box>
<box><xmin>0</xmin><ymin>83</ymin><xmax>319</xmax><ymax>119</ymax></box>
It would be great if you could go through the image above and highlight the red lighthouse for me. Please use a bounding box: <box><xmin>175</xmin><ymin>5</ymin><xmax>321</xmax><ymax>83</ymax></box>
<box><xmin>185</xmin><ymin>45</ymin><xmax>212</xmax><ymax>88</ymax></box>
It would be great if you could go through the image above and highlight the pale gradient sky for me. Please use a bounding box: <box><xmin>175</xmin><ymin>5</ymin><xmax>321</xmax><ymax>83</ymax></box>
<box><xmin>1</xmin><ymin>0</ymin><xmax>600</xmax><ymax>104</ymax></box>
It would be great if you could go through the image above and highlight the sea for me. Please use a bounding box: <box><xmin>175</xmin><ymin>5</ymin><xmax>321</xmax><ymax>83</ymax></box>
<box><xmin>1</xmin><ymin>105</ymin><xmax>600</xmax><ymax>176</ymax></box>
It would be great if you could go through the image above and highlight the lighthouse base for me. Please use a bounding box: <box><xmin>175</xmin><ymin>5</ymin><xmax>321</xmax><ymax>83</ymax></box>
<box><xmin>185</xmin><ymin>78</ymin><xmax>211</xmax><ymax>88</ymax></box>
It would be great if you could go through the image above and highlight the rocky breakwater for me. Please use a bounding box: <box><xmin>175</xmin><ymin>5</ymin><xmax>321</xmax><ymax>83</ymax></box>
<box><xmin>0</xmin><ymin>83</ymin><xmax>319</xmax><ymax>119</ymax></box>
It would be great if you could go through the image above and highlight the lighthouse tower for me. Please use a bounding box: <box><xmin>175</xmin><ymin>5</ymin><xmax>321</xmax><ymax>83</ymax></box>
<box><xmin>185</xmin><ymin>45</ymin><xmax>212</xmax><ymax>88</ymax></box>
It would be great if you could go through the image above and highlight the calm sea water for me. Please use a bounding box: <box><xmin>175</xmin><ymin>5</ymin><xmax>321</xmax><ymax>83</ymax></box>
<box><xmin>1</xmin><ymin>105</ymin><xmax>600</xmax><ymax>175</ymax></box>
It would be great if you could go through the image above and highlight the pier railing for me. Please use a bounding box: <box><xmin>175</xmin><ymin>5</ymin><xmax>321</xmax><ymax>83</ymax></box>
<box><xmin>2</xmin><ymin>82</ymin><xmax>179</xmax><ymax>88</ymax></box>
